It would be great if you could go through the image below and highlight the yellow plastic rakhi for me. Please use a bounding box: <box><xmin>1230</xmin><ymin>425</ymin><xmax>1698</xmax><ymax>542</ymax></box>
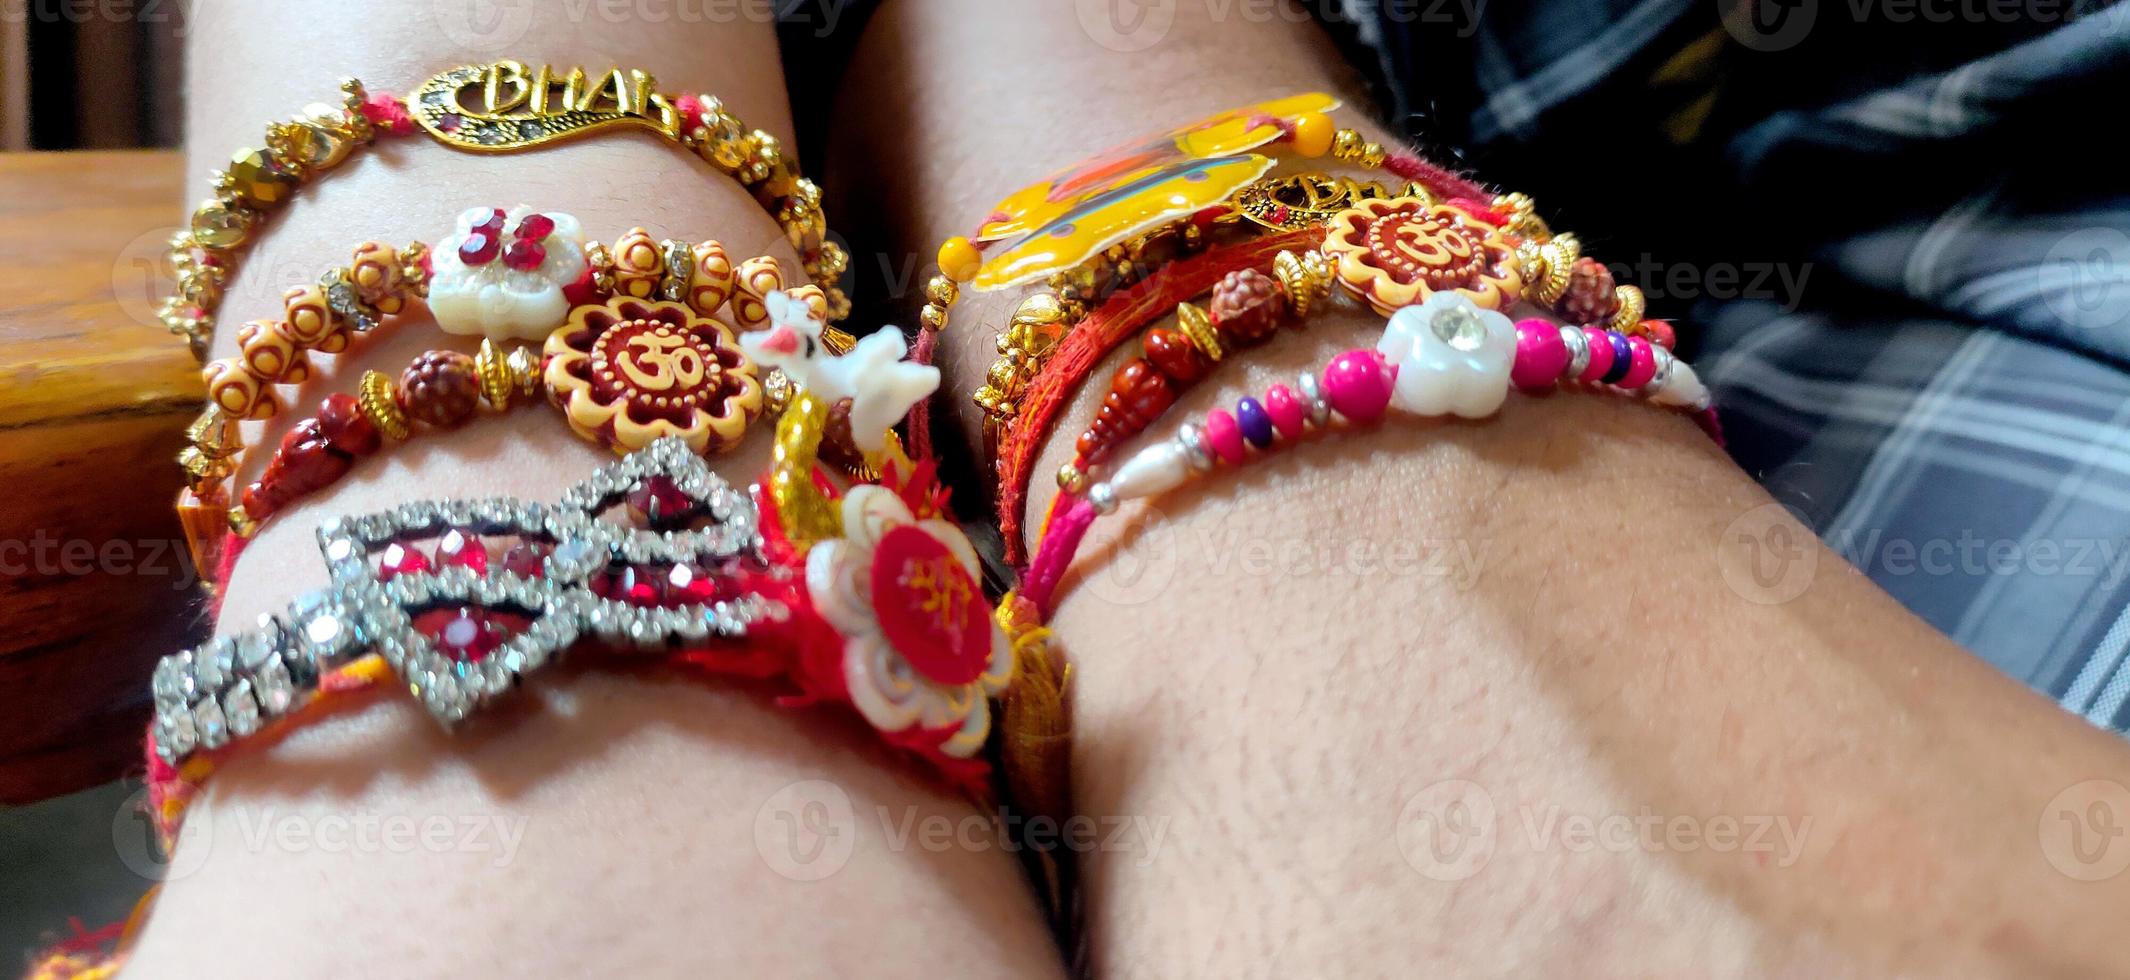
<box><xmin>972</xmin><ymin>154</ymin><xmax>1274</xmax><ymax>291</ymax></box>
<box><xmin>977</xmin><ymin>92</ymin><xmax>1341</xmax><ymax>244</ymax></box>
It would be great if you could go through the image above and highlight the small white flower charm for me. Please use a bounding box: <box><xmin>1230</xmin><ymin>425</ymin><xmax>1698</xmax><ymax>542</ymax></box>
<box><xmin>805</xmin><ymin>485</ymin><xmax>1014</xmax><ymax>757</ymax></box>
<box><xmin>1377</xmin><ymin>291</ymin><xmax>1517</xmax><ymax>418</ymax></box>
<box><xmin>429</xmin><ymin>206</ymin><xmax>590</xmax><ymax>341</ymax></box>
<box><xmin>740</xmin><ymin>290</ymin><xmax>939</xmax><ymax>453</ymax></box>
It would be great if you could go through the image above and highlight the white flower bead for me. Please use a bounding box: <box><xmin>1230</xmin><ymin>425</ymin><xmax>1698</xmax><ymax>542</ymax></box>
<box><xmin>1377</xmin><ymin>292</ymin><xmax>1516</xmax><ymax>418</ymax></box>
<box><xmin>428</xmin><ymin>206</ymin><xmax>589</xmax><ymax>341</ymax></box>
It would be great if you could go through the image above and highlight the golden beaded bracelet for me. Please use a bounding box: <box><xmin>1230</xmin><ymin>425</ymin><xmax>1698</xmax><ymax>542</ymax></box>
<box><xmin>161</xmin><ymin>60</ymin><xmax>849</xmax><ymax>362</ymax></box>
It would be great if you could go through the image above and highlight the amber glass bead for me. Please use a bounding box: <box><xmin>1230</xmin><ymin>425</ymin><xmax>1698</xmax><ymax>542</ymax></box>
<box><xmin>317</xmin><ymin>392</ymin><xmax>382</xmax><ymax>456</ymax></box>
<box><xmin>1144</xmin><ymin>327</ymin><xmax>1212</xmax><ymax>384</ymax></box>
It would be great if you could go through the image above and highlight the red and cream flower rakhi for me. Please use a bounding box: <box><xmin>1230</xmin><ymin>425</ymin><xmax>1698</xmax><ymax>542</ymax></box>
<box><xmin>152</xmin><ymin>288</ymin><xmax>1016</xmax><ymax>792</ymax></box>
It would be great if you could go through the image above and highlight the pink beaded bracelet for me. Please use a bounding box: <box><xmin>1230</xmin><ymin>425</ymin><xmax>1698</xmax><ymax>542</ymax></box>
<box><xmin>1017</xmin><ymin>292</ymin><xmax>1719</xmax><ymax>615</ymax></box>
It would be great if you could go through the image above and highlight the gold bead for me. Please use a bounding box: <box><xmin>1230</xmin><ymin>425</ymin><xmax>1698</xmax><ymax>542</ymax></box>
<box><xmin>925</xmin><ymin>274</ymin><xmax>959</xmax><ymax>308</ymax></box>
<box><xmin>357</xmin><ymin>370</ymin><xmax>411</xmax><ymax>440</ymax></box>
<box><xmin>919</xmin><ymin>303</ymin><xmax>948</xmax><ymax>332</ymax></box>
<box><xmin>1608</xmin><ymin>285</ymin><xmax>1646</xmax><ymax>333</ymax></box>
<box><xmin>1331</xmin><ymin>129</ymin><xmax>1363</xmax><ymax>160</ymax></box>
<box><xmin>228</xmin><ymin>147</ymin><xmax>296</xmax><ymax>207</ymax></box>
<box><xmin>227</xmin><ymin>506</ymin><xmax>261</xmax><ymax>539</ymax></box>
<box><xmin>1174</xmin><ymin>302</ymin><xmax>1223</xmax><ymax>361</ymax></box>
<box><xmin>505</xmin><ymin>344</ymin><xmax>542</xmax><ymax>396</ymax></box>
<box><xmin>1272</xmin><ymin>249</ymin><xmax>1333</xmax><ymax>319</ymax></box>
<box><xmin>177</xmin><ymin>445</ymin><xmax>236</xmax><ymax>485</ymax></box>
<box><xmin>1057</xmin><ymin>463</ymin><xmax>1086</xmax><ymax>494</ymax></box>
<box><xmin>1007</xmin><ymin>293</ymin><xmax>1068</xmax><ymax>355</ymax></box>
<box><xmin>190</xmin><ymin>200</ymin><xmax>252</xmax><ymax>249</ymax></box>
<box><xmin>821</xmin><ymin>325</ymin><xmax>858</xmax><ymax>356</ymax></box>
<box><xmin>185</xmin><ymin>409</ymin><xmax>241</xmax><ymax>457</ymax></box>
<box><xmin>1532</xmin><ymin>240</ymin><xmax>1578</xmax><ymax>306</ymax></box>
<box><xmin>475</xmin><ymin>340</ymin><xmax>516</xmax><ymax>409</ymax></box>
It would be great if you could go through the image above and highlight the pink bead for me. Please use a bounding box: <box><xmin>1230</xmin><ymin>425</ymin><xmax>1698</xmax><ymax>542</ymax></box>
<box><xmin>1205</xmin><ymin>409</ymin><xmax>1246</xmax><ymax>466</ymax></box>
<box><xmin>1620</xmin><ymin>336</ymin><xmax>1658</xmax><ymax>389</ymax></box>
<box><xmin>1322</xmin><ymin>349</ymin><xmax>1394</xmax><ymax>424</ymax></box>
<box><xmin>1578</xmin><ymin>326</ymin><xmax>1614</xmax><ymax>382</ymax></box>
<box><xmin>1264</xmin><ymin>383</ymin><xmax>1306</xmax><ymax>439</ymax></box>
<box><xmin>1511</xmin><ymin>318</ymin><xmax>1569</xmax><ymax>391</ymax></box>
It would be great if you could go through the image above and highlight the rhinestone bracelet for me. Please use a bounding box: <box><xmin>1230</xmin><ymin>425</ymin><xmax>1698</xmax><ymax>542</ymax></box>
<box><xmin>152</xmin><ymin>299</ymin><xmax>1012</xmax><ymax>797</ymax></box>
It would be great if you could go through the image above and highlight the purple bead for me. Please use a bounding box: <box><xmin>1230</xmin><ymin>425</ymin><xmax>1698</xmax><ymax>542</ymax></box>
<box><xmin>1600</xmin><ymin>331</ymin><xmax>1634</xmax><ymax>385</ymax></box>
<box><xmin>1236</xmin><ymin>397</ymin><xmax>1274</xmax><ymax>448</ymax></box>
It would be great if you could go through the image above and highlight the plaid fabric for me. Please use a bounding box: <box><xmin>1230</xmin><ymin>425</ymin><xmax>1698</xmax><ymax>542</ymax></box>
<box><xmin>1342</xmin><ymin>2</ymin><xmax>2130</xmax><ymax>722</ymax></box>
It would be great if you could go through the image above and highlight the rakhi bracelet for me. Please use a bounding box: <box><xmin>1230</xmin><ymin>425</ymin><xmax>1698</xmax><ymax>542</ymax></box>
<box><xmin>162</xmin><ymin>60</ymin><xmax>849</xmax><ymax>361</ymax></box>
<box><xmin>1018</xmin><ymin>293</ymin><xmax>1717</xmax><ymax>615</ymax></box>
<box><xmin>180</xmin><ymin>206</ymin><xmax>847</xmax><ymax>570</ymax></box>
<box><xmin>152</xmin><ymin>293</ymin><xmax>1016</xmax><ymax>802</ymax></box>
<box><xmin>946</xmin><ymin>92</ymin><xmax>1475</xmax><ymax>435</ymax></box>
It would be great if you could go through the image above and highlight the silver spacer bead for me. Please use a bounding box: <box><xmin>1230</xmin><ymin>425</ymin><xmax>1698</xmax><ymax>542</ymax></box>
<box><xmin>1086</xmin><ymin>482</ymin><xmax>1118</xmax><ymax>515</ymax></box>
<box><xmin>1174</xmin><ymin>422</ymin><xmax>1214</xmax><ymax>472</ymax></box>
<box><xmin>1297</xmin><ymin>372</ymin><xmax>1332</xmax><ymax>427</ymax></box>
<box><xmin>1559</xmin><ymin>324</ymin><xmax>1590</xmax><ymax>381</ymax></box>
<box><xmin>1644</xmin><ymin>346</ymin><xmax>1675</xmax><ymax>398</ymax></box>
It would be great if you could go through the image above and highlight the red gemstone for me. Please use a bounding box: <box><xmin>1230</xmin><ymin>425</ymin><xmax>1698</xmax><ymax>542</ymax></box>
<box><xmin>432</xmin><ymin>607</ymin><xmax>504</xmax><ymax>662</ymax></box>
<box><xmin>503</xmin><ymin>238</ymin><xmax>547</xmax><ymax>271</ymax></box>
<box><xmin>501</xmin><ymin>542</ymin><xmax>548</xmax><ymax>578</ymax></box>
<box><xmin>379</xmin><ymin>542</ymin><xmax>432</xmax><ymax>580</ymax></box>
<box><xmin>317</xmin><ymin>393</ymin><xmax>381</xmax><ymax>456</ymax></box>
<box><xmin>437</xmin><ymin>113</ymin><xmax>463</xmax><ymax>132</ymax></box>
<box><xmin>594</xmin><ymin>566</ymin><xmax>663</xmax><ymax>605</ymax></box>
<box><xmin>868</xmin><ymin>526</ymin><xmax>991</xmax><ymax>685</ymax></box>
<box><xmin>561</xmin><ymin>263</ymin><xmax>599</xmax><ymax>306</ymax></box>
<box><xmin>475</xmin><ymin>208</ymin><xmax>506</xmax><ymax>234</ymax></box>
<box><xmin>457</xmin><ymin>231</ymin><xmax>499</xmax><ymax>266</ymax></box>
<box><xmin>664</xmin><ymin>564</ymin><xmax>719</xmax><ymax>606</ymax></box>
<box><xmin>437</xmin><ymin>529</ymin><xmax>489</xmax><ymax>573</ymax></box>
<box><xmin>625</xmin><ymin>476</ymin><xmax>694</xmax><ymax>528</ymax></box>
<box><xmin>514</xmin><ymin>213</ymin><xmax>555</xmax><ymax>240</ymax></box>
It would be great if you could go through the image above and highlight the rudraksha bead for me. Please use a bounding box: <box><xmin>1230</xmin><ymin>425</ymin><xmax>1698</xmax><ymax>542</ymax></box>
<box><xmin>1559</xmin><ymin>257</ymin><xmax>1620</xmax><ymax>325</ymax></box>
<box><xmin>1208</xmin><ymin>268</ymin><xmax>1285</xmax><ymax>345</ymax></box>
<box><xmin>397</xmin><ymin>350</ymin><xmax>481</xmax><ymax>428</ymax></box>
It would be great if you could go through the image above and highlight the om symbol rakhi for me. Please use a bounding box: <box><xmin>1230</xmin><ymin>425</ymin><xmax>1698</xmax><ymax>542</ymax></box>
<box><xmin>1324</xmin><ymin>196</ymin><xmax>1524</xmax><ymax>315</ymax></box>
<box><xmin>546</xmin><ymin>295</ymin><xmax>764</xmax><ymax>455</ymax></box>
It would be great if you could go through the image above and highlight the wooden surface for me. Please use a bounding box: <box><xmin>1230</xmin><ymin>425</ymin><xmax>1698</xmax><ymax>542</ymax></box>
<box><xmin>0</xmin><ymin>150</ymin><xmax>206</xmax><ymax>804</ymax></box>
